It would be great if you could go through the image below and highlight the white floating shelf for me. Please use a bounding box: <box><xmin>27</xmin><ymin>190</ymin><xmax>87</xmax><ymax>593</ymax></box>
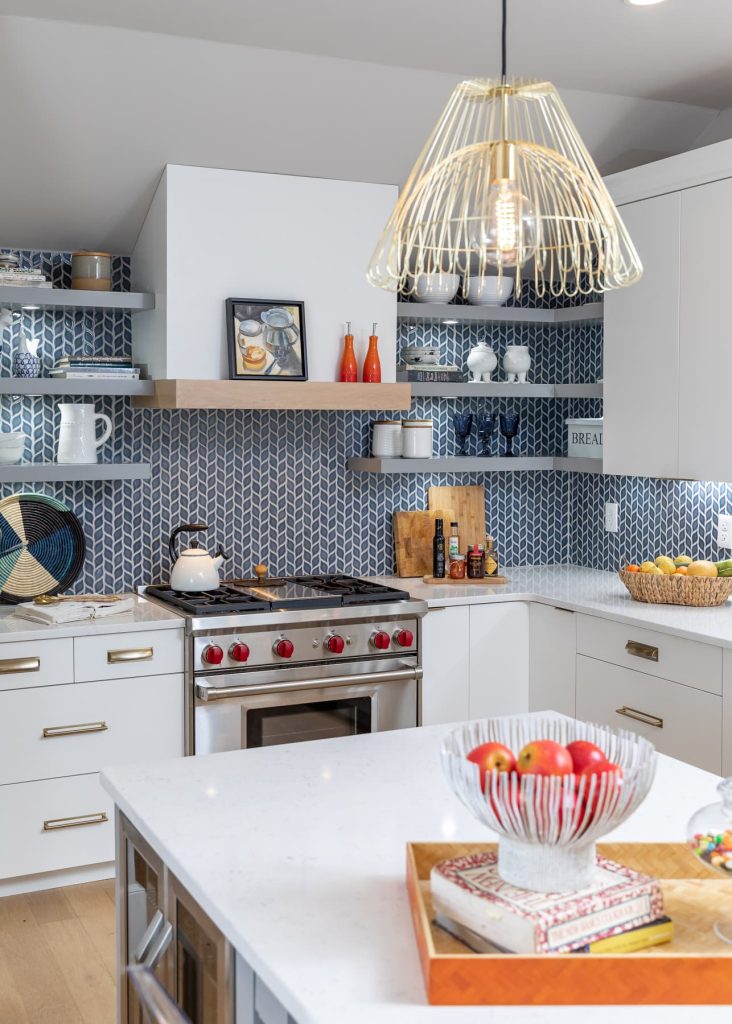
<box><xmin>0</xmin><ymin>462</ymin><xmax>151</xmax><ymax>483</ymax></box>
<box><xmin>0</xmin><ymin>287</ymin><xmax>155</xmax><ymax>312</ymax></box>
<box><xmin>553</xmin><ymin>457</ymin><xmax>604</xmax><ymax>473</ymax></box>
<box><xmin>348</xmin><ymin>456</ymin><xmax>603</xmax><ymax>474</ymax></box>
<box><xmin>0</xmin><ymin>378</ymin><xmax>154</xmax><ymax>397</ymax></box>
<box><xmin>553</xmin><ymin>383</ymin><xmax>604</xmax><ymax>399</ymax></box>
<box><xmin>397</xmin><ymin>302</ymin><xmax>603</xmax><ymax>324</ymax></box>
<box><xmin>407</xmin><ymin>381</ymin><xmax>603</xmax><ymax>399</ymax></box>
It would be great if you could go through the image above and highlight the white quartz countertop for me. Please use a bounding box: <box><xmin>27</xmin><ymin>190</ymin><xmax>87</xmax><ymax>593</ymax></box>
<box><xmin>0</xmin><ymin>594</ymin><xmax>183</xmax><ymax>642</ymax></box>
<box><xmin>373</xmin><ymin>564</ymin><xmax>732</xmax><ymax>648</ymax></box>
<box><xmin>102</xmin><ymin>724</ymin><xmax>726</xmax><ymax>1024</ymax></box>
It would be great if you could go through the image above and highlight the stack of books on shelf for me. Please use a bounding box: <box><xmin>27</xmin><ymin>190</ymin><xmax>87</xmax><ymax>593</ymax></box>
<box><xmin>397</xmin><ymin>364</ymin><xmax>462</xmax><ymax>383</ymax></box>
<box><xmin>50</xmin><ymin>357</ymin><xmax>140</xmax><ymax>380</ymax></box>
<box><xmin>431</xmin><ymin>850</ymin><xmax>673</xmax><ymax>955</ymax></box>
<box><xmin>0</xmin><ymin>266</ymin><xmax>51</xmax><ymax>289</ymax></box>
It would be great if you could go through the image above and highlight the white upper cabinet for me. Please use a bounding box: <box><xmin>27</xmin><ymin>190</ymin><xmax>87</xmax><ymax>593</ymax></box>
<box><xmin>603</xmin><ymin>192</ymin><xmax>681</xmax><ymax>478</ymax></box>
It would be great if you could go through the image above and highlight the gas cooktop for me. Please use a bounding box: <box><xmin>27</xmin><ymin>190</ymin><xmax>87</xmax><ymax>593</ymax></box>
<box><xmin>145</xmin><ymin>575</ymin><xmax>411</xmax><ymax>616</ymax></box>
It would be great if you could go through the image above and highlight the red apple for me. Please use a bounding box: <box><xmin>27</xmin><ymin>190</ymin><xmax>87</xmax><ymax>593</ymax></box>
<box><xmin>566</xmin><ymin>740</ymin><xmax>607</xmax><ymax>773</ymax></box>
<box><xmin>516</xmin><ymin>739</ymin><xmax>573</xmax><ymax>776</ymax></box>
<box><xmin>579</xmin><ymin>761</ymin><xmax>624</xmax><ymax>820</ymax></box>
<box><xmin>466</xmin><ymin>742</ymin><xmax>516</xmax><ymax>790</ymax></box>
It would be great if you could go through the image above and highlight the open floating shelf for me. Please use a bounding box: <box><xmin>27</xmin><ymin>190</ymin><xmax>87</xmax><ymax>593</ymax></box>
<box><xmin>347</xmin><ymin>456</ymin><xmax>603</xmax><ymax>474</ymax></box>
<box><xmin>0</xmin><ymin>287</ymin><xmax>155</xmax><ymax>312</ymax></box>
<box><xmin>397</xmin><ymin>302</ymin><xmax>603</xmax><ymax>324</ymax></box>
<box><xmin>0</xmin><ymin>378</ymin><xmax>155</xmax><ymax>398</ymax></box>
<box><xmin>133</xmin><ymin>380</ymin><xmax>412</xmax><ymax>411</ymax></box>
<box><xmin>0</xmin><ymin>463</ymin><xmax>151</xmax><ymax>483</ymax></box>
<box><xmin>407</xmin><ymin>382</ymin><xmax>603</xmax><ymax>399</ymax></box>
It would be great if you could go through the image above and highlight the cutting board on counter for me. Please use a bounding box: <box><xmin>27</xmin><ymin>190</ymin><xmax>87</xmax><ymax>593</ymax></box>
<box><xmin>393</xmin><ymin>509</ymin><xmax>454</xmax><ymax>578</ymax></box>
<box><xmin>428</xmin><ymin>485</ymin><xmax>486</xmax><ymax>549</ymax></box>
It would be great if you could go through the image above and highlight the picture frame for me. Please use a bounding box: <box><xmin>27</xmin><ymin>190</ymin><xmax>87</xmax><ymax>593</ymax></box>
<box><xmin>226</xmin><ymin>298</ymin><xmax>308</xmax><ymax>381</ymax></box>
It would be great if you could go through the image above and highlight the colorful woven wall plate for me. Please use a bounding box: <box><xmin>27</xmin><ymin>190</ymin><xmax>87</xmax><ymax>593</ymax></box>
<box><xmin>0</xmin><ymin>493</ymin><xmax>86</xmax><ymax>602</ymax></box>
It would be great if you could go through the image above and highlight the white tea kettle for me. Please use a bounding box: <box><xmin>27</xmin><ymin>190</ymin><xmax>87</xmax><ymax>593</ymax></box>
<box><xmin>168</xmin><ymin>523</ymin><xmax>228</xmax><ymax>592</ymax></box>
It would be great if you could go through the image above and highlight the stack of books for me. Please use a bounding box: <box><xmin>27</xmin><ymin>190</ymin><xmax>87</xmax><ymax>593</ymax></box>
<box><xmin>50</xmin><ymin>356</ymin><xmax>140</xmax><ymax>381</ymax></box>
<box><xmin>397</xmin><ymin>363</ymin><xmax>463</xmax><ymax>383</ymax></box>
<box><xmin>431</xmin><ymin>850</ymin><xmax>673</xmax><ymax>955</ymax></box>
<box><xmin>0</xmin><ymin>266</ymin><xmax>51</xmax><ymax>288</ymax></box>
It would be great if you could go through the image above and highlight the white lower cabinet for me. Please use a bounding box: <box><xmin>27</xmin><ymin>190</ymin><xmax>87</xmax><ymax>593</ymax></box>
<box><xmin>529</xmin><ymin>604</ymin><xmax>576</xmax><ymax>716</ymax></box>
<box><xmin>576</xmin><ymin>655</ymin><xmax>722</xmax><ymax>774</ymax></box>
<box><xmin>0</xmin><ymin>773</ymin><xmax>115</xmax><ymax>879</ymax></box>
<box><xmin>468</xmin><ymin>603</ymin><xmax>529</xmax><ymax>719</ymax></box>
<box><xmin>420</xmin><ymin>606</ymin><xmax>470</xmax><ymax>726</ymax></box>
<box><xmin>724</xmin><ymin>649</ymin><xmax>732</xmax><ymax>777</ymax></box>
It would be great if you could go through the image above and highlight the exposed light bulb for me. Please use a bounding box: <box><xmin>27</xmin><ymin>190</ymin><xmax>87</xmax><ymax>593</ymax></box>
<box><xmin>470</xmin><ymin>177</ymin><xmax>538</xmax><ymax>268</ymax></box>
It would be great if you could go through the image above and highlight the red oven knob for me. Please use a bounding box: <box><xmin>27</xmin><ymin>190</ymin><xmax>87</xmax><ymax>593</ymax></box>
<box><xmin>202</xmin><ymin>643</ymin><xmax>224</xmax><ymax>666</ymax></box>
<box><xmin>229</xmin><ymin>642</ymin><xmax>250</xmax><ymax>663</ymax></box>
<box><xmin>393</xmin><ymin>628</ymin><xmax>414</xmax><ymax>648</ymax></box>
<box><xmin>326</xmin><ymin>634</ymin><xmax>345</xmax><ymax>654</ymax></box>
<box><xmin>274</xmin><ymin>638</ymin><xmax>294</xmax><ymax>659</ymax></box>
<box><xmin>371</xmin><ymin>630</ymin><xmax>390</xmax><ymax>651</ymax></box>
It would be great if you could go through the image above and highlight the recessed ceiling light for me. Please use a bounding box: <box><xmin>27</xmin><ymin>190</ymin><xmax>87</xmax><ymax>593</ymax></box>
<box><xmin>624</xmin><ymin>0</ymin><xmax>667</xmax><ymax>6</ymax></box>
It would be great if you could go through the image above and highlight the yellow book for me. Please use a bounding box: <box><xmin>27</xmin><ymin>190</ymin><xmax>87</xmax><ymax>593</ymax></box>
<box><xmin>585</xmin><ymin>916</ymin><xmax>674</xmax><ymax>954</ymax></box>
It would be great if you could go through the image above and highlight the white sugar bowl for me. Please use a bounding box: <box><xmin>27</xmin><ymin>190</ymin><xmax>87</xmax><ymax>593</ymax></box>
<box><xmin>503</xmin><ymin>345</ymin><xmax>531</xmax><ymax>383</ymax></box>
<box><xmin>466</xmin><ymin>341</ymin><xmax>498</xmax><ymax>383</ymax></box>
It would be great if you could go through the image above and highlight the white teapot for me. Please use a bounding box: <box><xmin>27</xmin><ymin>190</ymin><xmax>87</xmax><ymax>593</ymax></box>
<box><xmin>168</xmin><ymin>523</ymin><xmax>228</xmax><ymax>592</ymax></box>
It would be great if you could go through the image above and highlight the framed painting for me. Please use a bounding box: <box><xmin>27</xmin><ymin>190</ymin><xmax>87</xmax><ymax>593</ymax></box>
<box><xmin>226</xmin><ymin>298</ymin><xmax>308</xmax><ymax>380</ymax></box>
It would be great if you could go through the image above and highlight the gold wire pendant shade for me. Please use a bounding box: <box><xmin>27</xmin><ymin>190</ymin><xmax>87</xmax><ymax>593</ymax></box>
<box><xmin>367</xmin><ymin>77</ymin><xmax>643</xmax><ymax>299</ymax></box>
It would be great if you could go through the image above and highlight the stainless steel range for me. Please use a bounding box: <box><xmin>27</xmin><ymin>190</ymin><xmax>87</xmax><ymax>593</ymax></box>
<box><xmin>145</xmin><ymin>574</ymin><xmax>427</xmax><ymax>755</ymax></box>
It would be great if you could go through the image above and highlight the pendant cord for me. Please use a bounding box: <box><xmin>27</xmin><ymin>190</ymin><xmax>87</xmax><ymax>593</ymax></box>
<box><xmin>501</xmin><ymin>0</ymin><xmax>507</xmax><ymax>79</ymax></box>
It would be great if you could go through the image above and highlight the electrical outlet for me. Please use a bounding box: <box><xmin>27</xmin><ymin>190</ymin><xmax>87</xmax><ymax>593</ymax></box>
<box><xmin>604</xmin><ymin>502</ymin><xmax>619</xmax><ymax>533</ymax></box>
<box><xmin>718</xmin><ymin>514</ymin><xmax>732</xmax><ymax>548</ymax></box>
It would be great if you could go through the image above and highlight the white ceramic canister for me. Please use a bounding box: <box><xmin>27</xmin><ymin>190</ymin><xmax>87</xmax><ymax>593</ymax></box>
<box><xmin>503</xmin><ymin>345</ymin><xmax>531</xmax><ymax>383</ymax></box>
<box><xmin>466</xmin><ymin>341</ymin><xmax>498</xmax><ymax>383</ymax></box>
<box><xmin>71</xmin><ymin>251</ymin><xmax>112</xmax><ymax>291</ymax></box>
<box><xmin>372</xmin><ymin>419</ymin><xmax>402</xmax><ymax>457</ymax></box>
<box><xmin>402</xmin><ymin>419</ymin><xmax>433</xmax><ymax>459</ymax></box>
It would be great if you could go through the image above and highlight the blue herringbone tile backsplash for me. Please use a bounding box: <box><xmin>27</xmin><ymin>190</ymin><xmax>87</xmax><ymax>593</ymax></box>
<box><xmin>0</xmin><ymin>249</ymin><xmax>727</xmax><ymax>592</ymax></box>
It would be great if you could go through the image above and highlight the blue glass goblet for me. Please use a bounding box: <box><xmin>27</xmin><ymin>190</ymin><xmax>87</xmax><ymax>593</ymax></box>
<box><xmin>499</xmin><ymin>412</ymin><xmax>521</xmax><ymax>457</ymax></box>
<box><xmin>476</xmin><ymin>413</ymin><xmax>497</xmax><ymax>457</ymax></box>
<box><xmin>452</xmin><ymin>412</ymin><xmax>474</xmax><ymax>456</ymax></box>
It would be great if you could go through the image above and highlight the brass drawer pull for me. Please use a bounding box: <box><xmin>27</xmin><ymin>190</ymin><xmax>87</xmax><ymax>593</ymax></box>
<box><xmin>615</xmin><ymin>705</ymin><xmax>664</xmax><ymax>729</ymax></box>
<box><xmin>107</xmin><ymin>646</ymin><xmax>153</xmax><ymax>664</ymax></box>
<box><xmin>43</xmin><ymin>811</ymin><xmax>108</xmax><ymax>831</ymax></box>
<box><xmin>625</xmin><ymin>640</ymin><xmax>659</xmax><ymax>662</ymax></box>
<box><xmin>42</xmin><ymin>721</ymin><xmax>108</xmax><ymax>739</ymax></box>
<box><xmin>0</xmin><ymin>656</ymin><xmax>40</xmax><ymax>674</ymax></box>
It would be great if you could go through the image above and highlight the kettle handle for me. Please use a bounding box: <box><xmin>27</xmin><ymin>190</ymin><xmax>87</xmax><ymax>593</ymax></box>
<box><xmin>168</xmin><ymin>523</ymin><xmax>208</xmax><ymax>565</ymax></box>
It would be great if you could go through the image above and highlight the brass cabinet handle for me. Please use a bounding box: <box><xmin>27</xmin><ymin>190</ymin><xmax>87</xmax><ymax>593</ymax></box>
<box><xmin>107</xmin><ymin>646</ymin><xmax>153</xmax><ymax>664</ymax></box>
<box><xmin>625</xmin><ymin>640</ymin><xmax>659</xmax><ymax>662</ymax></box>
<box><xmin>0</xmin><ymin>656</ymin><xmax>40</xmax><ymax>674</ymax></box>
<box><xmin>42</xmin><ymin>721</ymin><xmax>108</xmax><ymax>739</ymax></box>
<box><xmin>43</xmin><ymin>811</ymin><xmax>109</xmax><ymax>831</ymax></box>
<box><xmin>615</xmin><ymin>705</ymin><xmax>664</xmax><ymax>729</ymax></box>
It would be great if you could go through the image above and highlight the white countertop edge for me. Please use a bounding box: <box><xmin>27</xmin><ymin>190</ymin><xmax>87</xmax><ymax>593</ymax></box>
<box><xmin>0</xmin><ymin>594</ymin><xmax>184</xmax><ymax>642</ymax></box>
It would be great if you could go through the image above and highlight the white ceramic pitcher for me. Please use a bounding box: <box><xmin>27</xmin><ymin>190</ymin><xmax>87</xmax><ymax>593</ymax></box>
<box><xmin>57</xmin><ymin>403</ymin><xmax>113</xmax><ymax>464</ymax></box>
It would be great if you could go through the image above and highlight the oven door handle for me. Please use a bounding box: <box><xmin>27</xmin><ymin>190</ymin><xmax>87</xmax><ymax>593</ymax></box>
<box><xmin>195</xmin><ymin>667</ymin><xmax>422</xmax><ymax>702</ymax></box>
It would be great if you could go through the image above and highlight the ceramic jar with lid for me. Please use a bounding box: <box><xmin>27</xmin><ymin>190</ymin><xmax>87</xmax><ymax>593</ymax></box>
<box><xmin>372</xmin><ymin>419</ymin><xmax>402</xmax><ymax>457</ymax></box>
<box><xmin>466</xmin><ymin>341</ymin><xmax>498</xmax><ymax>383</ymax></box>
<box><xmin>71</xmin><ymin>252</ymin><xmax>112</xmax><ymax>291</ymax></box>
<box><xmin>503</xmin><ymin>345</ymin><xmax>531</xmax><ymax>383</ymax></box>
<box><xmin>402</xmin><ymin>419</ymin><xmax>433</xmax><ymax>459</ymax></box>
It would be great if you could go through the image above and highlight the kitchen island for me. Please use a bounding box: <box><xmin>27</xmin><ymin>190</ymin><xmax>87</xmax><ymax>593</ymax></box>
<box><xmin>102</xmin><ymin>722</ymin><xmax>727</xmax><ymax>1024</ymax></box>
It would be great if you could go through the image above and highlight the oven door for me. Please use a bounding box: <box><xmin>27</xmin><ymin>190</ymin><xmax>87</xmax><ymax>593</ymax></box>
<box><xmin>193</xmin><ymin>661</ymin><xmax>420</xmax><ymax>754</ymax></box>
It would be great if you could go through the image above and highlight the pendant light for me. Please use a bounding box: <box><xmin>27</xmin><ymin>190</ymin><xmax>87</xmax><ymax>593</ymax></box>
<box><xmin>367</xmin><ymin>0</ymin><xmax>643</xmax><ymax>299</ymax></box>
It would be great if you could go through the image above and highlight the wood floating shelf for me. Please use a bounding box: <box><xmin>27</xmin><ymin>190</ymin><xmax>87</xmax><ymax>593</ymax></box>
<box><xmin>0</xmin><ymin>378</ymin><xmax>155</xmax><ymax>397</ymax></box>
<box><xmin>0</xmin><ymin>287</ymin><xmax>155</xmax><ymax>312</ymax></box>
<box><xmin>397</xmin><ymin>302</ymin><xmax>603</xmax><ymax>324</ymax></box>
<box><xmin>133</xmin><ymin>380</ymin><xmax>412</xmax><ymax>411</ymax></box>
<box><xmin>348</xmin><ymin>456</ymin><xmax>603</xmax><ymax>474</ymax></box>
<box><xmin>407</xmin><ymin>382</ymin><xmax>603</xmax><ymax>399</ymax></box>
<box><xmin>0</xmin><ymin>463</ymin><xmax>151</xmax><ymax>483</ymax></box>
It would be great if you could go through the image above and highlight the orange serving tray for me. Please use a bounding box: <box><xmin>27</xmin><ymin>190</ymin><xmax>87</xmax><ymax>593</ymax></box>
<box><xmin>406</xmin><ymin>841</ymin><xmax>732</xmax><ymax>1005</ymax></box>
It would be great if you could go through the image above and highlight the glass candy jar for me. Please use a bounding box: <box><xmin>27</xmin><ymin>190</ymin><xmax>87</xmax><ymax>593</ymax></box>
<box><xmin>687</xmin><ymin>777</ymin><xmax>732</xmax><ymax>943</ymax></box>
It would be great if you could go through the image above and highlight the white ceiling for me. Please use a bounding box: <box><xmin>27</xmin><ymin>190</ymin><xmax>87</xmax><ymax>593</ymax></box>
<box><xmin>2</xmin><ymin>0</ymin><xmax>732</xmax><ymax>108</ymax></box>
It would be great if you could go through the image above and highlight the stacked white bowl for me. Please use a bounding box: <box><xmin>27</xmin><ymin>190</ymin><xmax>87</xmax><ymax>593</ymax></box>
<box><xmin>0</xmin><ymin>432</ymin><xmax>27</xmax><ymax>465</ymax></box>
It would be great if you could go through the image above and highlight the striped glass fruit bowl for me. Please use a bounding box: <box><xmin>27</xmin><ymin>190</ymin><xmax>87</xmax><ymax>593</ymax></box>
<box><xmin>442</xmin><ymin>715</ymin><xmax>657</xmax><ymax>892</ymax></box>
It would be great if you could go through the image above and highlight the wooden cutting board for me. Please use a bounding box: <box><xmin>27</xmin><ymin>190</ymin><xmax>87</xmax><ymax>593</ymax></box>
<box><xmin>393</xmin><ymin>508</ymin><xmax>454</xmax><ymax>578</ymax></box>
<box><xmin>428</xmin><ymin>485</ymin><xmax>486</xmax><ymax>549</ymax></box>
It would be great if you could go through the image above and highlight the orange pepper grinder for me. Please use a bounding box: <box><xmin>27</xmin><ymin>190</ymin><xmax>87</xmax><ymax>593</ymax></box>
<box><xmin>339</xmin><ymin>321</ymin><xmax>358</xmax><ymax>383</ymax></box>
<box><xmin>362</xmin><ymin>321</ymin><xmax>381</xmax><ymax>383</ymax></box>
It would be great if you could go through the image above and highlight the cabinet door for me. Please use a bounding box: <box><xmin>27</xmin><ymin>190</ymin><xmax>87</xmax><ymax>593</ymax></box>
<box><xmin>679</xmin><ymin>177</ymin><xmax>732</xmax><ymax>481</ymax></box>
<box><xmin>603</xmin><ymin>192</ymin><xmax>681</xmax><ymax>477</ymax></box>
<box><xmin>529</xmin><ymin>605</ymin><xmax>576</xmax><ymax>716</ymax></box>
<box><xmin>420</xmin><ymin>606</ymin><xmax>470</xmax><ymax>726</ymax></box>
<box><xmin>468</xmin><ymin>603</ymin><xmax>529</xmax><ymax>719</ymax></box>
<box><xmin>724</xmin><ymin>650</ymin><xmax>732</xmax><ymax>777</ymax></box>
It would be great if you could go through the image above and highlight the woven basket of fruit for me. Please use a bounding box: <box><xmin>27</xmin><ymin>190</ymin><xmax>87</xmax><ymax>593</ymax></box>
<box><xmin>619</xmin><ymin>556</ymin><xmax>732</xmax><ymax>607</ymax></box>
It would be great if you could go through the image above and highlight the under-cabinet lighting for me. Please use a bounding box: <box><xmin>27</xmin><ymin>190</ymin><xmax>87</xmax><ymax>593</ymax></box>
<box><xmin>624</xmin><ymin>0</ymin><xmax>667</xmax><ymax>6</ymax></box>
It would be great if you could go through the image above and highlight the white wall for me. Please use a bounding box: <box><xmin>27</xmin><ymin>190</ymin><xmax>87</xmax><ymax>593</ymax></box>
<box><xmin>693</xmin><ymin>107</ymin><xmax>732</xmax><ymax>149</ymax></box>
<box><xmin>0</xmin><ymin>15</ymin><xmax>718</xmax><ymax>254</ymax></box>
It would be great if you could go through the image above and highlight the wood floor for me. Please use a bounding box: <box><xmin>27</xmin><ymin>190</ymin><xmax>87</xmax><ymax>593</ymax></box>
<box><xmin>0</xmin><ymin>879</ymin><xmax>116</xmax><ymax>1024</ymax></box>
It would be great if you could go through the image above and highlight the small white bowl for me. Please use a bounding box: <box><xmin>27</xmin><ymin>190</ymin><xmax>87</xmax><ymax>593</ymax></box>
<box><xmin>466</xmin><ymin>276</ymin><xmax>515</xmax><ymax>306</ymax></box>
<box><xmin>411</xmin><ymin>273</ymin><xmax>460</xmax><ymax>304</ymax></box>
<box><xmin>0</xmin><ymin>432</ymin><xmax>26</xmax><ymax>464</ymax></box>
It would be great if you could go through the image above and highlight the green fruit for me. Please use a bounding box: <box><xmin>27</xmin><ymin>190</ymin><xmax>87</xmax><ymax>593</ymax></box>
<box><xmin>716</xmin><ymin>559</ymin><xmax>732</xmax><ymax>573</ymax></box>
<box><xmin>674</xmin><ymin>555</ymin><xmax>693</xmax><ymax>567</ymax></box>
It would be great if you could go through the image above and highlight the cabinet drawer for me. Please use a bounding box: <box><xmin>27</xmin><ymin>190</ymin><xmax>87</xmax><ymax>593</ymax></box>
<box><xmin>576</xmin><ymin>655</ymin><xmax>721</xmax><ymax>773</ymax></box>
<box><xmin>0</xmin><ymin>637</ymin><xmax>73</xmax><ymax>691</ymax></box>
<box><xmin>577</xmin><ymin>615</ymin><xmax>722</xmax><ymax>695</ymax></box>
<box><xmin>0</xmin><ymin>673</ymin><xmax>184</xmax><ymax>785</ymax></box>
<box><xmin>0</xmin><ymin>773</ymin><xmax>114</xmax><ymax>880</ymax></box>
<box><xmin>74</xmin><ymin>628</ymin><xmax>183</xmax><ymax>682</ymax></box>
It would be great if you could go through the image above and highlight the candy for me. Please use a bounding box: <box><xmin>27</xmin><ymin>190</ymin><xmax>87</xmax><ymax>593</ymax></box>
<box><xmin>690</xmin><ymin>830</ymin><xmax>732</xmax><ymax>873</ymax></box>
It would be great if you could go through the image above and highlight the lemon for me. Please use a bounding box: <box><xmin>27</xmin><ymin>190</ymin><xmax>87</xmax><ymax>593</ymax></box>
<box><xmin>640</xmin><ymin>561</ymin><xmax>659</xmax><ymax>574</ymax></box>
<box><xmin>674</xmin><ymin>555</ymin><xmax>693</xmax><ymax>567</ymax></box>
<box><xmin>655</xmin><ymin>556</ymin><xmax>676</xmax><ymax>575</ymax></box>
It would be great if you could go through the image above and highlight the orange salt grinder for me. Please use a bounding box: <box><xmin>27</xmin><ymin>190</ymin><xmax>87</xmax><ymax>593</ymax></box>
<box><xmin>362</xmin><ymin>321</ymin><xmax>381</xmax><ymax>383</ymax></box>
<box><xmin>339</xmin><ymin>320</ymin><xmax>358</xmax><ymax>382</ymax></box>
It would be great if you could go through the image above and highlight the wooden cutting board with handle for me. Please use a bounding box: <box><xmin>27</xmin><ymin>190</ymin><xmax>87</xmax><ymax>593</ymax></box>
<box><xmin>393</xmin><ymin>508</ymin><xmax>454</xmax><ymax>578</ymax></box>
<box><xmin>428</xmin><ymin>485</ymin><xmax>486</xmax><ymax>550</ymax></box>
